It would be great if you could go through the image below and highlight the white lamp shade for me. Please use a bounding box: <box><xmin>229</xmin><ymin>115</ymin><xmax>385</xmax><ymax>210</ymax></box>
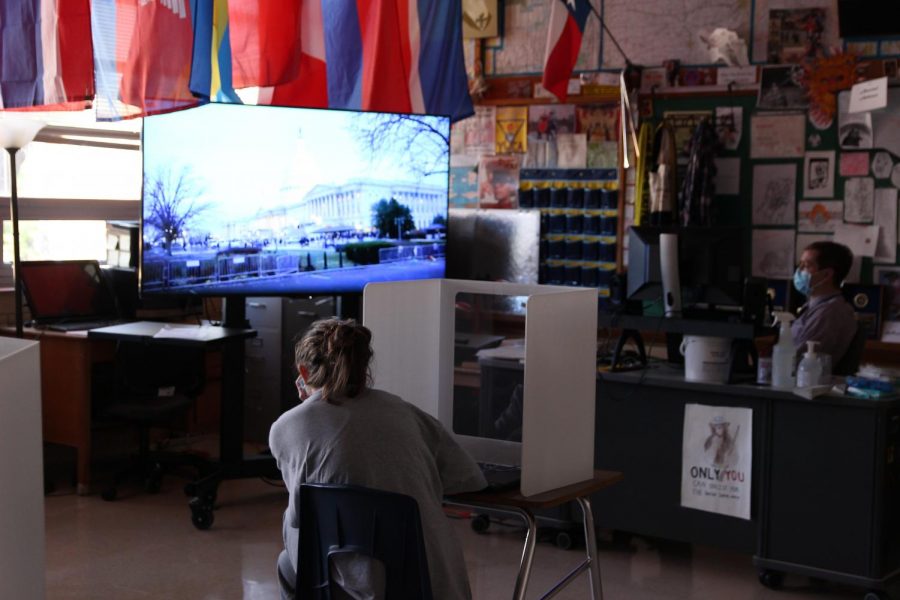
<box><xmin>0</xmin><ymin>118</ymin><xmax>45</xmax><ymax>150</ymax></box>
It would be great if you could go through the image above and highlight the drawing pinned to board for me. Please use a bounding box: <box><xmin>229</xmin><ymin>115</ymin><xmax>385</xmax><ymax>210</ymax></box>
<box><xmin>839</xmin><ymin>153</ymin><xmax>869</xmax><ymax>177</ymax></box>
<box><xmin>871</xmin><ymin>152</ymin><xmax>894</xmax><ymax>179</ymax></box>
<box><xmin>837</xmin><ymin>91</ymin><xmax>873</xmax><ymax>149</ymax></box>
<box><xmin>796</xmin><ymin>233</ymin><xmax>831</xmax><ymax>261</ymax></box>
<box><xmin>892</xmin><ymin>164</ymin><xmax>900</xmax><ymax>188</ymax></box>
<box><xmin>714</xmin><ymin>106</ymin><xmax>743</xmax><ymax>151</ymax></box>
<box><xmin>556</xmin><ymin>133</ymin><xmax>587</xmax><ymax>169</ymax></box>
<box><xmin>495</xmin><ymin>106</ymin><xmax>528</xmax><ymax>155</ymax></box>
<box><xmin>524</xmin><ymin>104</ymin><xmax>575</xmax><ymax>168</ymax></box>
<box><xmin>803</xmin><ymin>151</ymin><xmax>834</xmax><ymax>198</ymax></box>
<box><xmin>843</xmin><ymin>177</ymin><xmax>875</xmax><ymax>223</ymax></box>
<box><xmin>874</xmin><ymin>267</ymin><xmax>900</xmax><ymax>321</ymax></box>
<box><xmin>750</xmin><ymin>113</ymin><xmax>805</xmax><ymax>158</ymax></box>
<box><xmin>478</xmin><ymin>155</ymin><xmax>520</xmax><ymax>209</ymax></box>
<box><xmin>752</xmin><ymin>229</ymin><xmax>795</xmax><ymax>279</ymax></box>
<box><xmin>752</xmin><ymin>163</ymin><xmax>796</xmax><ymax>225</ymax></box>
<box><xmin>757</xmin><ymin>65</ymin><xmax>808</xmax><ymax>110</ymax></box>
<box><xmin>874</xmin><ymin>188</ymin><xmax>898</xmax><ymax>264</ymax></box>
<box><xmin>798</xmin><ymin>201</ymin><xmax>842</xmax><ymax>232</ymax></box>
<box><xmin>871</xmin><ymin>87</ymin><xmax>900</xmax><ymax>157</ymax></box>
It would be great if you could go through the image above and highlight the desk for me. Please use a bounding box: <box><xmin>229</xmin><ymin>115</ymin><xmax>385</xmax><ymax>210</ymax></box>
<box><xmin>88</xmin><ymin>322</ymin><xmax>280</xmax><ymax>528</ymax></box>
<box><xmin>449</xmin><ymin>470</ymin><xmax>623</xmax><ymax>600</ymax></box>
<box><xmin>596</xmin><ymin>364</ymin><xmax>900</xmax><ymax>597</ymax></box>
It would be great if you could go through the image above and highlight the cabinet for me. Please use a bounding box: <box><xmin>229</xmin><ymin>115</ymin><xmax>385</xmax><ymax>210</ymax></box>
<box><xmin>243</xmin><ymin>297</ymin><xmax>336</xmax><ymax>442</ymax></box>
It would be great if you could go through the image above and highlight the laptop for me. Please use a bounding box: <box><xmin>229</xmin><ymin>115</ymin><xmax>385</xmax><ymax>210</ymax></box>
<box><xmin>19</xmin><ymin>260</ymin><xmax>128</xmax><ymax>331</ymax></box>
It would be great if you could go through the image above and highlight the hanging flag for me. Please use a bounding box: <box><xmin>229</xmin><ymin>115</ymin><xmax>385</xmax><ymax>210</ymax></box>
<box><xmin>189</xmin><ymin>0</ymin><xmax>240</xmax><ymax>102</ymax></box>
<box><xmin>92</xmin><ymin>0</ymin><xmax>199</xmax><ymax>120</ymax></box>
<box><xmin>227</xmin><ymin>0</ymin><xmax>303</xmax><ymax>89</ymax></box>
<box><xmin>542</xmin><ymin>0</ymin><xmax>592</xmax><ymax>103</ymax></box>
<box><xmin>0</xmin><ymin>0</ymin><xmax>94</xmax><ymax>110</ymax></box>
<box><xmin>256</xmin><ymin>0</ymin><xmax>473</xmax><ymax>122</ymax></box>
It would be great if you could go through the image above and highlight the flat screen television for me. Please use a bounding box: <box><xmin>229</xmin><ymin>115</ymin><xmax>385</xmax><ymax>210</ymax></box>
<box><xmin>140</xmin><ymin>103</ymin><xmax>450</xmax><ymax>296</ymax></box>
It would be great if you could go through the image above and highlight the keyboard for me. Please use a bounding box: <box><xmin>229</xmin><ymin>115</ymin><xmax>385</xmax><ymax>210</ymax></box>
<box><xmin>477</xmin><ymin>462</ymin><xmax>521</xmax><ymax>492</ymax></box>
<box><xmin>45</xmin><ymin>319</ymin><xmax>128</xmax><ymax>332</ymax></box>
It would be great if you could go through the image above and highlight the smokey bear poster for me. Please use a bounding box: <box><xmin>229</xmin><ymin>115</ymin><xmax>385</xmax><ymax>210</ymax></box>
<box><xmin>681</xmin><ymin>404</ymin><xmax>752</xmax><ymax>519</ymax></box>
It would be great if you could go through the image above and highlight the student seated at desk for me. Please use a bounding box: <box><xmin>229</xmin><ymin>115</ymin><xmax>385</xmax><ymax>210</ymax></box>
<box><xmin>269</xmin><ymin>318</ymin><xmax>487</xmax><ymax>600</ymax></box>
<box><xmin>792</xmin><ymin>241</ymin><xmax>857</xmax><ymax>364</ymax></box>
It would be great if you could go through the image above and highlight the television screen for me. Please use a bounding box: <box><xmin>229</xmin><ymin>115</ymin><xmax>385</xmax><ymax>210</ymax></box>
<box><xmin>141</xmin><ymin>103</ymin><xmax>450</xmax><ymax>296</ymax></box>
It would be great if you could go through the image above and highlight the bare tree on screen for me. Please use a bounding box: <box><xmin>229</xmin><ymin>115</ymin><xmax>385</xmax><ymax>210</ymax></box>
<box><xmin>352</xmin><ymin>113</ymin><xmax>450</xmax><ymax>179</ymax></box>
<box><xmin>144</xmin><ymin>168</ymin><xmax>208</xmax><ymax>255</ymax></box>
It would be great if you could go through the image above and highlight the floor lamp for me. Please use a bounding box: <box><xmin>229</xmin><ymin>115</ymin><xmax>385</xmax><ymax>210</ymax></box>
<box><xmin>0</xmin><ymin>118</ymin><xmax>45</xmax><ymax>338</ymax></box>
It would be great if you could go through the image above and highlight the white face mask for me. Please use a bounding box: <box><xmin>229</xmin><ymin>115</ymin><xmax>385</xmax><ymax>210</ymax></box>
<box><xmin>295</xmin><ymin>373</ymin><xmax>309</xmax><ymax>400</ymax></box>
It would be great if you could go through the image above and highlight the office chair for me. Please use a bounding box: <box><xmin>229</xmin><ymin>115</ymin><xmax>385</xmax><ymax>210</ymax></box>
<box><xmin>834</xmin><ymin>322</ymin><xmax>867</xmax><ymax>376</ymax></box>
<box><xmin>99</xmin><ymin>342</ymin><xmax>208</xmax><ymax>501</ymax></box>
<box><xmin>280</xmin><ymin>483</ymin><xmax>433</xmax><ymax>600</ymax></box>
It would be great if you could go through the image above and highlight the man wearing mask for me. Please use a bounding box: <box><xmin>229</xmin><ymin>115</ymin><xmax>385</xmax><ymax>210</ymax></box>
<box><xmin>791</xmin><ymin>240</ymin><xmax>857</xmax><ymax>365</ymax></box>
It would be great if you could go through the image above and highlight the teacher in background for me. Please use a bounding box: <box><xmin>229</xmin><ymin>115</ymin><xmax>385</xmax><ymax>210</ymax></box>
<box><xmin>791</xmin><ymin>240</ymin><xmax>857</xmax><ymax>365</ymax></box>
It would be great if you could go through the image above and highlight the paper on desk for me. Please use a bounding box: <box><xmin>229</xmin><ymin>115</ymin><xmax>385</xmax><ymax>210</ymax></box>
<box><xmin>477</xmin><ymin>344</ymin><xmax>526</xmax><ymax>361</ymax></box>
<box><xmin>152</xmin><ymin>325</ymin><xmax>218</xmax><ymax>341</ymax></box>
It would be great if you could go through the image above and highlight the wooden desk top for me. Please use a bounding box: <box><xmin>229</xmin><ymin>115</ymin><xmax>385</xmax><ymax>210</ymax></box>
<box><xmin>449</xmin><ymin>470</ymin><xmax>624</xmax><ymax>510</ymax></box>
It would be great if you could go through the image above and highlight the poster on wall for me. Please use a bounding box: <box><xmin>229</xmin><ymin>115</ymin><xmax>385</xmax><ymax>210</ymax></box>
<box><xmin>681</xmin><ymin>404</ymin><xmax>752</xmax><ymax>520</ymax></box>
<box><xmin>525</xmin><ymin>104</ymin><xmax>575</xmax><ymax>168</ymax></box>
<box><xmin>874</xmin><ymin>188</ymin><xmax>898</xmax><ymax>264</ymax></box>
<box><xmin>757</xmin><ymin>65</ymin><xmax>808</xmax><ymax>110</ymax></box>
<box><xmin>750</xmin><ymin>113</ymin><xmax>805</xmax><ymax>158</ymax></box>
<box><xmin>752</xmin><ymin>228</ymin><xmax>795</xmax><ymax>279</ymax></box>
<box><xmin>802</xmin><ymin>151</ymin><xmax>834</xmax><ymax>198</ymax></box>
<box><xmin>462</xmin><ymin>0</ymin><xmax>498</xmax><ymax>38</ymax></box>
<box><xmin>752</xmin><ymin>163</ymin><xmax>796</xmax><ymax>225</ymax></box>
<box><xmin>478</xmin><ymin>155</ymin><xmax>520</xmax><ymax>209</ymax></box>
<box><xmin>495</xmin><ymin>107</ymin><xmax>528</xmax><ymax>154</ymax></box>
<box><xmin>798</xmin><ymin>200</ymin><xmax>842</xmax><ymax>232</ymax></box>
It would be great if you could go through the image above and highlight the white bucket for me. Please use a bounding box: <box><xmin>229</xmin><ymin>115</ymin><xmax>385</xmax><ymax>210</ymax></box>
<box><xmin>679</xmin><ymin>335</ymin><xmax>732</xmax><ymax>384</ymax></box>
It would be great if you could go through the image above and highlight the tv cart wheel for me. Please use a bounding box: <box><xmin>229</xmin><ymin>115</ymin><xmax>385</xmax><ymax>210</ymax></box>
<box><xmin>864</xmin><ymin>591</ymin><xmax>892</xmax><ymax>600</ymax></box>
<box><xmin>471</xmin><ymin>514</ymin><xmax>491</xmax><ymax>533</ymax></box>
<box><xmin>758</xmin><ymin>569</ymin><xmax>784</xmax><ymax>590</ymax></box>
<box><xmin>100</xmin><ymin>487</ymin><xmax>117</xmax><ymax>502</ymax></box>
<box><xmin>189</xmin><ymin>496</ymin><xmax>215</xmax><ymax>530</ymax></box>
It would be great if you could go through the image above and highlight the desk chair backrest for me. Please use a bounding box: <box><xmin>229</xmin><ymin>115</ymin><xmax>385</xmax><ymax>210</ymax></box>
<box><xmin>834</xmin><ymin>321</ymin><xmax>867</xmax><ymax>376</ymax></box>
<box><xmin>298</xmin><ymin>483</ymin><xmax>433</xmax><ymax>600</ymax></box>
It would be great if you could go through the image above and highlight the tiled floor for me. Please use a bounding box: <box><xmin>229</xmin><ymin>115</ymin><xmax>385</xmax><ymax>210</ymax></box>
<box><xmin>44</xmin><ymin>472</ymin><xmax>863</xmax><ymax>599</ymax></box>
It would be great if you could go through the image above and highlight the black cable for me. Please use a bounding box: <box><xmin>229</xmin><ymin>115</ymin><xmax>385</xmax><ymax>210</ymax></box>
<box><xmin>586</xmin><ymin>0</ymin><xmax>633</xmax><ymax>67</ymax></box>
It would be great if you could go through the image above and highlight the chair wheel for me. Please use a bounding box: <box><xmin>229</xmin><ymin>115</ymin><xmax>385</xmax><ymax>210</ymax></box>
<box><xmin>864</xmin><ymin>591</ymin><xmax>891</xmax><ymax>600</ymax></box>
<box><xmin>189</xmin><ymin>497</ymin><xmax>214</xmax><ymax>530</ymax></box>
<box><xmin>758</xmin><ymin>569</ymin><xmax>784</xmax><ymax>589</ymax></box>
<box><xmin>191</xmin><ymin>508</ymin><xmax>214</xmax><ymax>530</ymax></box>
<box><xmin>471</xmin><ymin>514</ymin><xmax>490</xmax><ymax>533</ymax></box>
<box><xmin>101</xmin><ymin>487</ymin><xmax>118</xmax><ymax>502</ymax></box>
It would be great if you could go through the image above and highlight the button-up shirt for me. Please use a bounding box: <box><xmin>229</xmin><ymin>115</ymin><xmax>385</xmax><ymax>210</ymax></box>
<box><xmin>791</xmin><ymin>292</ymin><xmax>857</xmax><ymax>363</ymax></box>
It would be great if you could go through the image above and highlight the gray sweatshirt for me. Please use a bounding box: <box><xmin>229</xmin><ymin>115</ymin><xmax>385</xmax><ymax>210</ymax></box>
<box><xmin>269</xmin><ymin>387</ymin><xmax>487</xmax><ymax>600</ymax></box>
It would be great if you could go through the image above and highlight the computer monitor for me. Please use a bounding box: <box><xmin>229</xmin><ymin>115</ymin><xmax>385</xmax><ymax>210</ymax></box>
<box><xmin>626</xmin><ymin>226</ymin><xmax>670</xmax><ymax>301</ymax></box>
<box><xmin>678</xmin><ymin>226</ymin><xmax>744</xmax><ymax>308</ymax></box>
<box><xmin>626</xmin><ymin>226</ymin><xmax>745</xmax><ymax>309</ymax></box>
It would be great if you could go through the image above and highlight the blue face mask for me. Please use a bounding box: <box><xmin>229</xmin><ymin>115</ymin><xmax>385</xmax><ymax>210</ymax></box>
<box><xmin>793</xmin><ymin>268</ymin><xmax>811</xmax><ymax>296</ymax></box>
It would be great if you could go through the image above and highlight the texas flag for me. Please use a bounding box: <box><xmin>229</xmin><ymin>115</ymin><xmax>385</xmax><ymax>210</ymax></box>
<box><xmin>0</xmin><ymin>0</ymin><xmax>94</xmax><ymax>110</ymax></box>
<box><xmin>247</xmin><ymin>0</ymin><xmax>474</xmax><ymax>122</ymax></box>
<box><xmin>542</xmin><ymin>0</ymin><xmax>592</xmax><ymax>103</ymax></box>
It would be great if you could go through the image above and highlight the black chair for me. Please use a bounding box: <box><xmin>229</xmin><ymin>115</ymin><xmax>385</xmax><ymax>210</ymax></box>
<box><xmin>99</xmin><ymin>342</ymin><xmax>207</xmax><ymax>501</ymax></box>
<box><xmin>285</xmin><ymin>483</ymin><xmax>433</xmax><ymax>600</ymax></box>
<box><xmin>834</xmin><ymin>321</ymin><xmax>867</xmax><ymax>376</ymax></box>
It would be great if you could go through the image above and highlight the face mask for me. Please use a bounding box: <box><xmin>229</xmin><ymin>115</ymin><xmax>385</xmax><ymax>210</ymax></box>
<box><xmin>295</xmin><ymin>374</ymin><xmax>309</xmax><ymax>399</ymax></box>
<box><xmin>793</xmin><ymin>268</ymin><xmax>812</xmax><ymax>296</ymax></box>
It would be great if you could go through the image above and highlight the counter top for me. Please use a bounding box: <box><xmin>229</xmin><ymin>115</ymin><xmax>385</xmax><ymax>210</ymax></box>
<box><xmin>598</xmin><ymin>363</ymin><xmax>900</xmax><ymax>408</ymax></box>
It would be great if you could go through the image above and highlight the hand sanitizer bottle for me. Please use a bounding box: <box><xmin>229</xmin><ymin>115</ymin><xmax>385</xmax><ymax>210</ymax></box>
<box><xmin>796</xmin><ymin>341</ymin><xmax>823</xmax><ymax>388</ymax></box>
<box><xmin>771</xmin><ymin>312</ymin><xmax>796</xmax><ymax>389</ymax></box>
